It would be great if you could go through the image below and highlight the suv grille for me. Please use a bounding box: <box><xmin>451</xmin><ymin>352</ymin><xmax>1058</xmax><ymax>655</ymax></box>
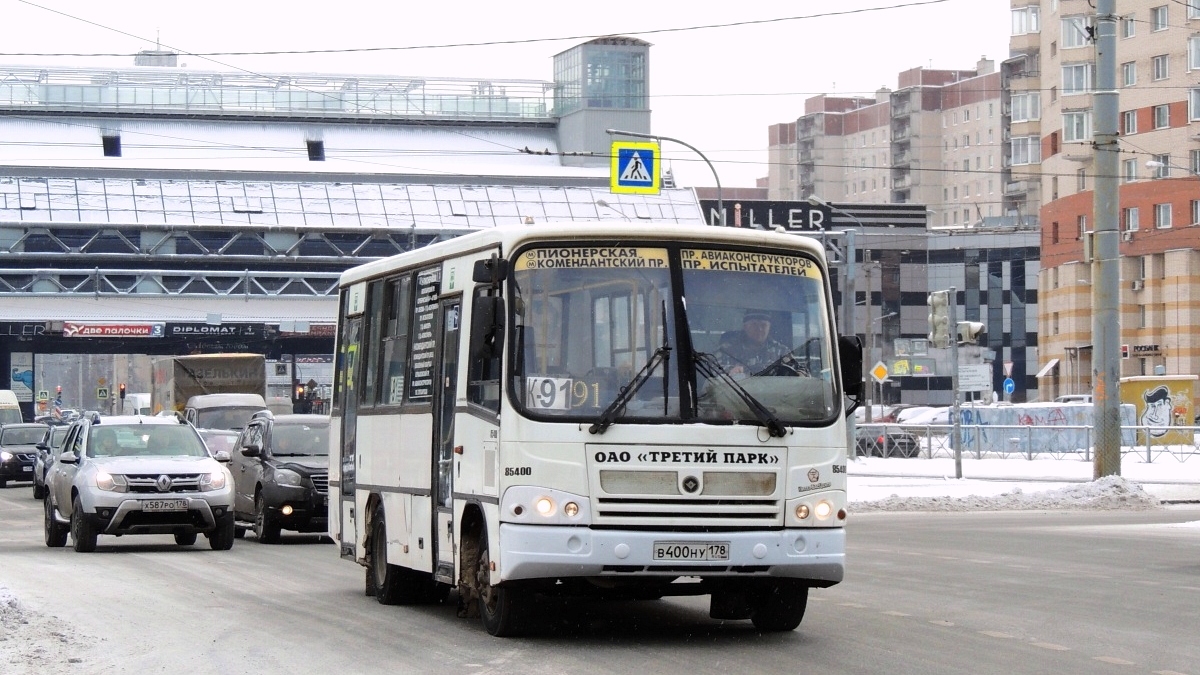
<box><xmin>310</xmin><ymin>472</ymin><xmax>329</xmax><ymax>495</ymax></box>
<box><xmin>125</xmin><ymin>474</ymin><xmax>202</xmax><ymax>493</ymax></box>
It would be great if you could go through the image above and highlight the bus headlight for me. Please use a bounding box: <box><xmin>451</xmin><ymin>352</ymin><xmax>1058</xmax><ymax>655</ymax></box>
<box><xmin>814</xmin><ymin>500</ymin><xmax>834</xmax><ymax>520</ymax></box>
<box><xmin>501</xmin><ymin>486</ymin><xmax>590</xmax><ymax>525</ymax></box>
<box><xmin>795</xmin><ymin>504</ymin><xmax>810</xmax><ymax>520</ymax></box>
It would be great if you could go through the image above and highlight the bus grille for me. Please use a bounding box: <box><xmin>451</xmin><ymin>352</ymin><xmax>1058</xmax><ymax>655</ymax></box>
<box><xmin>595</xmin><ymin>497</ymin><xmax>780</xmax><ymax>522</ymax></box>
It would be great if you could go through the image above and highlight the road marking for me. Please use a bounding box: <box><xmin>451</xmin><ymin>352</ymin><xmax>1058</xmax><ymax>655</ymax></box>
<box><xmin>978</xmin><ymin>631</ymin><xmax>1015</xmax><ymax>639</ymax></box>
<box><xmin>1152</xmin><ymin>670</ymin><xmax>1190</xmax><ymax>675</ymax></box>
<box><xmin>1093</xmin><ymin>656</ymin><xmax>1135</xmax><ymax>665</ymax></box>
<box><xmin>881</xmin><ymin>611</ymin><xmax>910</xmax><ymax>617</ymax></box>
<box><xmin>838</xmin><ymin>602</ymin><xmax>867</xmax><ymax>608</ymax></box>
<box><xmin>1031</xmin><ymin>642</ymin><xmax>1070</xmax><ymax>651</ymax></box>
<box><xmin>928</xmin><ymin>620</ymin><xmax>954</xmax><ymax>627</ymax></box>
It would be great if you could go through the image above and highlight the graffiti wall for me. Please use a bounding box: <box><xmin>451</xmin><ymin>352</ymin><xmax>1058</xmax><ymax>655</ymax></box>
<box><xmin>1120</xmin><ymin>376</ymin><xmax>1197</xmax><ymax>446</ymax></box>
<box><xmin>954</xmin><ymin>403</ymin><xmax>1136</xmax><ymax>454</ymax></box>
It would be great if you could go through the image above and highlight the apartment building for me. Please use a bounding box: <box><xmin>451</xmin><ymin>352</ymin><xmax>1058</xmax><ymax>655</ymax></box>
<box><xmin>1028</xmin><ymin>0</ymin><xmax>1200</xmax><ymax>397</ymax></box>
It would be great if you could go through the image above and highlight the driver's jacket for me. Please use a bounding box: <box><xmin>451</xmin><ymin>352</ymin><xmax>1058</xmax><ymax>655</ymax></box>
<box><xmin>716</xmin><ymin>334</ymin><xmax>790</xmax><ymax>373</ymax></box>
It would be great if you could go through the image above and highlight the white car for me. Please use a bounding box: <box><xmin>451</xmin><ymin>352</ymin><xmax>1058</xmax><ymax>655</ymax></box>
<box><xmin>43</xmin><ymin>415</ymin><xmax>236</xmax><ymax>552</ymax></box>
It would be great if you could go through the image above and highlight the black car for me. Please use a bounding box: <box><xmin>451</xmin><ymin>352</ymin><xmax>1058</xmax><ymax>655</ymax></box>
<box><xmin>855</xmin><ymin>425</ymin><xmax>921</xmax><ymax>458</ymax></box>
<box><xmin>0</xmin><ymin>423</ymin><xmax>50</xmax><ymax>487</ymax></box>
<box><xmin>231</xmin><ymin>412</ymin><xmax>330</xmax><ymax>543</ymax></box>
<box><xmin>32</xmin><ymin>423</ymin><xmax>71</xmax><ymax>499</ymax></box>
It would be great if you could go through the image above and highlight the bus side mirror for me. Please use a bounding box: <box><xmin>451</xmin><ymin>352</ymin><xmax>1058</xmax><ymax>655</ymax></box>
<box><xmin>471</xmin><ymin>295</ymin><xmax>505</xmax><ymax>359</ymax></box>
<box><xmin>838</xmin><ymin>335</ymin><xmax>864</xmax><ymax>415</ymax></box>
<box><xmin>472</xmin><ymin>256</ymin><xmax>509</xmax><ymax>284</ymax></box>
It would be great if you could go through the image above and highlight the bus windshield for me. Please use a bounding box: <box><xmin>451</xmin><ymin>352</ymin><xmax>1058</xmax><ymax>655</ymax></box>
<box><xmin>510</xmin><ymin>244</ymin><xmax>838</xmax><ymax>427</ymax></box>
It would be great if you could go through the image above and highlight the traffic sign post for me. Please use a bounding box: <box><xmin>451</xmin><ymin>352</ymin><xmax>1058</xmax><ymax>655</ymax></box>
<box><xmin>1003</xmin><ymin>377</ymin><xmax>1015</xmax><ymax>401</ymax></box>
<box><xmin>609</xmin><ymin>141</ymin><xmax>661</xmax><ymax>195</ymax></box>
<box><xmin>97</xmin><ymin>387</ymin><xmax>109</xmax><ymax>400</ymax></box>
<box><xmin>870</xmin><ymin>361</ymin><xmax>889</xmax><ymax>384</ymax></box>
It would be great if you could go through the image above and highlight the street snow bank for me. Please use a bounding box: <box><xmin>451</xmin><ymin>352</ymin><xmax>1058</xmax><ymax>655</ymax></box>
<box><xmin>851</xmin><ymin>475</ymin><xmax>1162</xmax><ymax>513</ymax></box>
<box><xmin>0</xmin><ymin>587</ymin><xmax>90</xmax><ymax>675</ymax></box>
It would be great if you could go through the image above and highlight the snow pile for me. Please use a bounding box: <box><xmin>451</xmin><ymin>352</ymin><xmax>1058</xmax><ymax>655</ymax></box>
<box><xmin>851</xmin><ymin>475</ymin><xmax>1162</xmax><ymax>513</ymax></box>
<box><xmin>0</xmin><ymin>586</ymin><xmax>88</xmax><ymax>675</ymax></box>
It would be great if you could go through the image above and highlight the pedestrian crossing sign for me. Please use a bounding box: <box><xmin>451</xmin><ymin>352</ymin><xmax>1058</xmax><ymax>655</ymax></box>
<box><xmin>610</xmin><ymin>141</ymin><xmax>661</xmax><ymax>195</ymax></box>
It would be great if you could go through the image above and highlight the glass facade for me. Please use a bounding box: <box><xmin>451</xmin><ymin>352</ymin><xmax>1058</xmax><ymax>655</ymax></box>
<box><xmin>554</xmin><ymin>38</ymin><xmax>649</xmax><ymax>115</ymax></box>
<box><xmin>0</xmin><ymin>67</ymin><xmax>553</xmax><ymax>121</ymax></box>
<box><xmin>0</xmin><ymin>177</ymin><xmax>701</xmax><ymax>230</ymax></box>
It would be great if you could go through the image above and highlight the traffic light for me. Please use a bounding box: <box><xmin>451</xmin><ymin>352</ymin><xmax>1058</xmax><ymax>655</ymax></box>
<box><xmin>927</xmin><ymin>290</ymin><xmax>951</xmax><ymax>348</ymax></box>
<box><xmin>957</xmin><ymin>321</ymin><xmax>986</xmax><ymax>344</ymax></box>
<box><xmin>119</xmin><ymin>383</ymin><xmax>127</xmax><ymax>400</ymax></box>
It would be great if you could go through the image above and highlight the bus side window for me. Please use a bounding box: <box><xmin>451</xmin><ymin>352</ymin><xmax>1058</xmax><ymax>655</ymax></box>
<box><xmin>468</xmin><ymin>285</ymin><xmax>502</xmax><ymax>412</ymax></box>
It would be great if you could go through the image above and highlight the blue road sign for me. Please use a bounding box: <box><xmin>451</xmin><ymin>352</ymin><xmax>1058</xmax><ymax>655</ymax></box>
<box><xmin>610</xmin><ymin>141</ymin><xmax>661</xmax><ymax>195</ymax></box>
<box><xmin>1003</xmin><ymin>377</ymin><xmax>1015</xmax><ymax>395</ymax></box>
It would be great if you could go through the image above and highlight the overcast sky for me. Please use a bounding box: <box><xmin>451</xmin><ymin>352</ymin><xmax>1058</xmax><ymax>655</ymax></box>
<box><xmin>3</xmin><ymin>0</ymin><xmax>1011</xmax><ymax>189</ymax></box>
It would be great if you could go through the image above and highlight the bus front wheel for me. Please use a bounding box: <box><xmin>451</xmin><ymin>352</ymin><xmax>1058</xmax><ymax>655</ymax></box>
<box><xmin>476</xmin><ymin>532</ymin><xmax>526</xmax><ymax>637</ymax></box>
<box><xmin>750</xmin><ymin>581</ymin><xmax>809</xmax><ymax>632</ymax></box>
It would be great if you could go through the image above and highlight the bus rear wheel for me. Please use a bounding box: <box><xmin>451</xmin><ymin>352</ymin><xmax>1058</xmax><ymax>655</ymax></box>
<box><xmin>476</xmin><ymin>532</ymin><xmax>527</xmax><ymax>637</ymax></box>
<box><xmin>749</xmin><ymin>581</ymin><xmax>809</xmax><ymax>632</ymax></box>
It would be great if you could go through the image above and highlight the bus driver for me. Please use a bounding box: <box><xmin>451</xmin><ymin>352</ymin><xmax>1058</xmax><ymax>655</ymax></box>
<box><xmin>717</xmin><ymin>310</ymin><xmax>790</xmax><ymax>377</ymax></box>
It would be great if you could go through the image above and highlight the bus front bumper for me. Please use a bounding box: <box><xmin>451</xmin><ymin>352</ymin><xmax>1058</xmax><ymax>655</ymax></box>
<box><xmin>498</xmin><ymin>523</ymin><xmax>844</xmax><ymax>586</ymax></box>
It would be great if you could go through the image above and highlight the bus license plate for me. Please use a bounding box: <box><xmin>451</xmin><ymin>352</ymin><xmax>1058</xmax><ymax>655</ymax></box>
<box><xmin>653</xmin><ymin>541</ymin><xmax>730</xmax><ymax>561</ymax></box>
<box><xmin>142</xmin><ymin>499</ymin><xmax>187</xmax><ymax>512</ymax></box>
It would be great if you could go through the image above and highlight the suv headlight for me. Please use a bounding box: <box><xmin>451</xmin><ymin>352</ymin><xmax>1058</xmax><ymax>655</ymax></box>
<box><xmin>96</xmin><ymin>471</ymin><xmax>129</xmax><ymax>492</ymax></box>
<box><xmin>274</xmin><ymin>468</ymin><xmax>302</xmax><ymax>487</ymax></box>
<box><xmin>0</xmin><ymin>451</ymin><xmax>12</xmax><ymax>461</ymax></box>
<box><xmin>199</xmin><ymin>470</ymin><xmax>227</xmax><ymax>492</ymax></box>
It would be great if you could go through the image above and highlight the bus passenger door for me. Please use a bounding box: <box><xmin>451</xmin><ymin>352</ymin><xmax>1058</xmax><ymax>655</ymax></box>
<box><xmin>432</xmin><ymin>299</ymin><xmax>460</xmax><ymax>582</ymax></box>
<box><xmin>338</xmin><ymin>316</ymin><xmax>362</xmax><ymax>558</ymax></box>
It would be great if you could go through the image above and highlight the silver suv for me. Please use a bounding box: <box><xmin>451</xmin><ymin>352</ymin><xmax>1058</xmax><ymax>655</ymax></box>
<box><xmin>43</xmin><ymin>415</ymin><xmax>236</xmax><ymax>552</ymax></box>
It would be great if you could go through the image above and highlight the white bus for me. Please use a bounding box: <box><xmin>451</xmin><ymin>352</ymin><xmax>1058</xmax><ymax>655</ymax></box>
<box><xmin>328</xmin><ymin>222</ymin><xmax>863</xmax><ymax>636</ymax></box>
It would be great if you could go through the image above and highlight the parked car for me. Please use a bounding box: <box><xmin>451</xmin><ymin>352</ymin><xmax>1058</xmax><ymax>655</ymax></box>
<box><xmin>31</xmin><ymin>423</ymin><xmax>71</xmax><ymax>499</ymax></box>
<box><xmin>1054</xmin><ymin>394</ymin><xmax>1093</xmax><ymax>404</ymax></box>
<box><xmin>855</xmin><ymin>425</ymin><xmax>921</xmax><ymax>458</ymax></box>
<box><xmin>231</xmin><ymin>412</ymin><xmax>329</xmax><ymax>543</ymax></box>
<box><xmin>1</xmin><ymin>423</ymin><xmax>50</xmax><ymax>488</ymax></box>
<box><xmin>43</xmin><ymin>414</ymin><xmax>236</xmax><ymax>552</ymax></box>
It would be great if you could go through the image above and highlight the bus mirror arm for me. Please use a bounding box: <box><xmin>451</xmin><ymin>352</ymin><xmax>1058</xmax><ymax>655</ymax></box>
<box><xmin>838</xmin><ymin>335</ymin><xmax>864</xmax><ymax>416</ymax></box>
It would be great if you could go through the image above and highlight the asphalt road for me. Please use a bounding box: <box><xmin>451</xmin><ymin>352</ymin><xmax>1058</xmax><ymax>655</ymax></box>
<box><xmin>1</xmin><ymin>484</ymin><xmax>1198</xmax><ymax>675</ymax></box>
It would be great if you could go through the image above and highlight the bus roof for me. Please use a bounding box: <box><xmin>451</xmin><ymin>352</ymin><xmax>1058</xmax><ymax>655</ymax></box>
<box><xmin>338</xmin><ymin>222</ymin><xmax>828</xmax><ymax>287</ymax></box>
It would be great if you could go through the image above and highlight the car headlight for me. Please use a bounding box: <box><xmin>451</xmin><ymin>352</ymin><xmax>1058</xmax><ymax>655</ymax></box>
<box><xmin>95</xmin><ymin>471</ymin><xmax>129</xmax><ymax>492</ymax></box>
<box><xmin>274</xmin><ymin>468</ymin><xmax>302</xmax><ymax>487</ymax></box>
<box><xmin>0</xmin><ymin>451</ymin><xmax>12</xmax><ymax>461</ymax></box>
<box><xmin>199</xmin><ymin>470</ymin><xmax>227</xmax><ymax>492</ymax></box>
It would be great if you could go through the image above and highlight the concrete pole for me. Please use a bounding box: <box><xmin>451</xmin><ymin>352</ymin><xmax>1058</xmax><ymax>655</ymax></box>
<box><xmin>1093</xmin><ymin>0</ymin><xmax>1122</xmax><ymax>478</ymax></box>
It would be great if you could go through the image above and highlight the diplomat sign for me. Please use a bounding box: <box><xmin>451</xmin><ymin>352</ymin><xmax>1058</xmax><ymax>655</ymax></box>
<box><xmin>166</xmin><ymin>323</ymin><xmax>264</xmax><ymax>338</ymax></box>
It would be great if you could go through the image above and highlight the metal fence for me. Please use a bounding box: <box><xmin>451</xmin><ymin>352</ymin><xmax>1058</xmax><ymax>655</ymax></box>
<box><xmin>857</xmin><ymin>423</ymin><xmax>1200</xmax><ymax>463</ymax></box>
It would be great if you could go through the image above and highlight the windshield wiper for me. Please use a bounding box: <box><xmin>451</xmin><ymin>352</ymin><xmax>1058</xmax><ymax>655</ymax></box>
<box><xmin>588</xmin><ymin>344</ymin><xmax>671</xmax><ymax>435</ymax></box>
<box><xmin>693</xmin><ymin>351</ymin><xmax>787</xmax><ymax>438</ymax></box>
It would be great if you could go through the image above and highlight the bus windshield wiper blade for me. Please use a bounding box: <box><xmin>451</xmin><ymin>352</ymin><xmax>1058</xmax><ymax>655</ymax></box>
<box><xmin>693</xmin><ymin>352</ymin><xmax>787</xmax><ymax>438</ymax></box>
<box><xmin>588</xmin><ymin>345</ymin><xmax>671</xmax><ymax>435</ymax></box>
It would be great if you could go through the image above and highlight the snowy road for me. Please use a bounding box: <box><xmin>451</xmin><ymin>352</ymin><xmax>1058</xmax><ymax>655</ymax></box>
<box><xmin>2</xmin><ymin>483</ymin><xmax>1199</xmax><ymax>674</ymax></box>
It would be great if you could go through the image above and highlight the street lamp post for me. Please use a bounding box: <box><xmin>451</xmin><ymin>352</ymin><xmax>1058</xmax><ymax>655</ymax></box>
<box><xmin>606</xmin><ymin>129</ymin><xmax>724</xmax><ymax>225</ymax></box>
